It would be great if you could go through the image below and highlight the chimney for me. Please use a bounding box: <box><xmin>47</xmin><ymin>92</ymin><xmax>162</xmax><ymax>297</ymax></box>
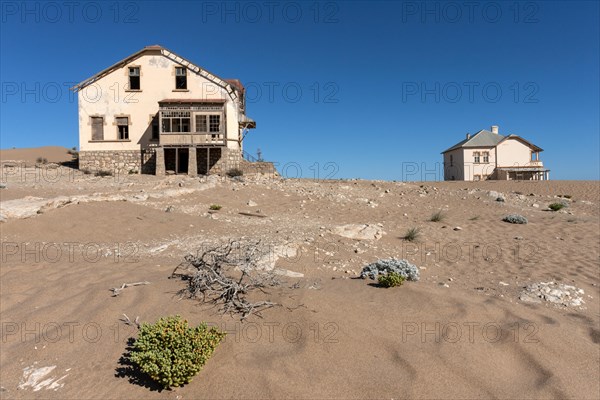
<box><xmin>466</xmin><ymin>133</ymin><xmax>471</xmax><ymax>139</ymax></box>
<box><xmin>491</xmin><ymin>125</ymin><xmax>499</xmax><ymax>134</ymax></box>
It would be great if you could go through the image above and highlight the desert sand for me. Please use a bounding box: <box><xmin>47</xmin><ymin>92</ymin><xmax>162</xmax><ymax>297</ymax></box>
<box><xmin>1</xmin><ymin>147</ymin><xmax>599</xmax><ymax>399</ymax></box>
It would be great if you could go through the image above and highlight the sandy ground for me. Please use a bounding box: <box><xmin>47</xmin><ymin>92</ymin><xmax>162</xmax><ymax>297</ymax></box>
<box><xmin>0</xmin><ymin>146</ymin><xmax>75</xmax><ymax>167</ymax></box>
<box><xmin>0</xmin><ymin>148</ymin><xmax>599</xmax><ymax>399</ymax></box>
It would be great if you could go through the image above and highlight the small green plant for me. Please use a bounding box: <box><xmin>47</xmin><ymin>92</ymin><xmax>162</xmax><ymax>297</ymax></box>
<box><xmin>128</xmin><ymin>169</ymin><xmax>138</xmax><ymax>175</ymax></box>
<box><xmin>430</xmin><ymin>210</ymin><xmax>445</xmax><ymax>222</ymax></box>
<box><xmin>378</xmin><ymin>272</ymin><xmax>406</xmax><ymax>288</ymax></box>
<box><xmin>226</xmin><ymin>168</ymin><xmax>243</xmax><ymax>177</ymax></box>
<box><xmin>128</xmin><ymin>315</ymin><xmax>225</xmax><ymax>389</ymax></box>
<box><xmin>549</xmin><ymin>203</ymin><xmax>565</xmax><ymax>211</ymax></box>
<box><xmin>95</xmin><ymin>170</ymin><xmax>113</xmax><ymax>177</ymax></box>
<box><xmin>209</xmin><ymin>204</ymin><xmax>222</xmax><ymax>211</ymax></box>
<box><xmin>36</xmin><ymin>157</ymin><xmax>48</xmax><ymax>164</ymax></box>
<box><xmin>403</xmin><ymin>227</ymin><xmax>421</xmax><ymax>242</ymax></box>
<box><xmin>469</xmin><ymin>215</ymin><xmax>480</xmax><ymax>221</ymax></box>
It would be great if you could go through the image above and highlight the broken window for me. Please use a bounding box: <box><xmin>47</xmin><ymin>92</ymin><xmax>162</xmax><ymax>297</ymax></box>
<box><xmin>129</xmin><ymin>67</ymin><xmax>140</xmax><ymax>90</ymax></box>
<box><xmin>175</xmin><ymin>67</ymin><xmax>187</xmax><ymax>89</ymax></box>
<box><xmin>209</xmin><ymin>115</ymin><xmax>220</xmax><ymax>132</ymax></box>
<box><xmin>116</xmin><ymin>117</ymin><xmax>129</xmax><ymax>140</ymax></box>
<box><xmin>91</xmin><ymin>116</ymin><xmax>104</xmax><ymax>141</ymax></box>
<box><xmin>195</xmin><ymin>115</ymin><xmax>207</xmax><ymax>132</ymax></box>
<box><xmin>161</xmin><ymin>110</ymin><xmax>191</xmax><ymax>133</ymax></box>
<box><xmin>473</xmin><ymin>174</ymin><xmax>481</xmax><ymax>181</ymax></box>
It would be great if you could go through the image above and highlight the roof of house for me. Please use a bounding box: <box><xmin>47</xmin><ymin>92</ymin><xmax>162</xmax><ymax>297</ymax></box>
<box><xmin>442</xmin><ymin>130</ymin><xmax>505</xmax><ymax>153</ymax></box>
<box><xmin>441</xmin><ymin>130</ymin><xmax>543</xmax><ymax>153</ymax></box>
<box><xmin>70</xmin><ymin>45</ymin><xmax>243</xmax><ymax>100</ymax></box>
<box><xmin>159</xmin><ymin>98</ymin><xmax>226</xmax><ymax>104</ymax></box>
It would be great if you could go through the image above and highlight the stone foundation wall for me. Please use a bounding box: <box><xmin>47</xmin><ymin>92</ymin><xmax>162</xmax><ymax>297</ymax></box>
<box><xmin>239</xmin><ymin>159</ymin><xmax>278</xmax><ymax>176</ymax></box>
<box><xmin>210</xmin><ymin>147</ymin><xmax>241</xmax><ymax>175</ymax></box>
<box><xmin>79</xmin><ymin>150</ymin><xmax>143</xmax><ymax>175</ymax></box>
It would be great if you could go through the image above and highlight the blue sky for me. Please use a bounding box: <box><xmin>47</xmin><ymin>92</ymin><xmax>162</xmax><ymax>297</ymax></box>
<box><xmin>1</xmin><ymin>1</ymin><xmax>598</xmax><ymax>180</ymax></box>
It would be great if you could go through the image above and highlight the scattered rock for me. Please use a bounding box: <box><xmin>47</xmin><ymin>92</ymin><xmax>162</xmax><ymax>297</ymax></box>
<box><xmin>499</xmin><ymin>281</ymin><xmax>509</xmax><ymax>286</ymax></box>
<box><xmin>0</xmin><ymin>183</ymin><xmax>6</xmax><ymax>189</ymax></box>
<box><xmin>273</xmin><ymin>268</ymin><xmax>304</xmax><ymax>278</ymax></box>
<box><xmin>520</xmin><ymin>282</ymin><xmax>585</xmax><ymax>307</ymax></box>
<box><xmin>514</xmin><ymin>236</ymin><xmax>524</xmax><ymax>240</ymax></box>
<box><xmin>332</xmin><ymin>224</ymin><xmax>384</xmax><ymax>240</ymax></box>
<box><xmin>247</xmin><ymin>200</ymin><xmax>258</xmax><ymax>207</ymax></box>
<box><xmin>453</xmin><ymin>226</ymin><xmax>462</xmax><ymax>231</ymax></box>
<box><xmin>165</xmin><ymin>205</ymin><xmax>175</xmax><ymax>212</ymax></box>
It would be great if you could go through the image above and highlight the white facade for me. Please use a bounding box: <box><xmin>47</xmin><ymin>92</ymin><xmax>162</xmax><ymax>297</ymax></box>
<box><xmin>442</xmin><ymin>126</ymin><xmax>549</xmax><ymax>181</ymax></box>
<box><xmin>73</xmin><ymin>46</ymin><xmax>254</xmax><ymax>175</ymax></box>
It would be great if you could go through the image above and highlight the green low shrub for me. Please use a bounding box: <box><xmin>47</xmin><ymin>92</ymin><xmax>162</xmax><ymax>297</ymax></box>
<box><xmin>430</xmin><ymin>210</ymin><xmax>445</xmax><ymax>222</ymax></box>
<box><xmin>209</xmin><ymin>204</ymin><xmax>222</xmax><ymax>210</ymax></box>
<box><xmin>403</xmin><ymin>227</ymin><xmax>421</xmax><ymax>242</ymax></box>
<box><xmin>549</xmin><ymin>203</ymin><xmax>565</xmax><ymax>211</ymax></box>
<box><xmin>378</xmin><ymin>272</ymin><xmax>406</xmax><ymax>288</ymax></box>
<box><xmin>129</xmin><ymin>315</ymin><xmax>226</xmax><ymax>389</ymax></box>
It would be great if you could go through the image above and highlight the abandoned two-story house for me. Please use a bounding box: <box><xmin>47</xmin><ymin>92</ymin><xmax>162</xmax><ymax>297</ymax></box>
<box><xmin>442</xmin><ymin>125</ymin><xmax>550</xmax><ymax>181</ymax></box>
<box><xmin>71</xmin><ymin>45</ymin><xmax>262</xmax><ymax>176</ymax></box>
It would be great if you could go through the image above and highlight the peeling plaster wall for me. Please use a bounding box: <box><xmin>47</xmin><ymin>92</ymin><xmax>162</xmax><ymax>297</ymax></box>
<box><xmin>78</xmin><ymin>52</ymin><xmax>242</xmax><ymax>153</ymax></box>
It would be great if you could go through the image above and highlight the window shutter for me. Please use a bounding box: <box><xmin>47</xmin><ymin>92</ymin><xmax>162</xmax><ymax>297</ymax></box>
<box><xmin>91</xmin><ymin>117</ymin><xmax>104</xmax><ymax>140</ymax></box>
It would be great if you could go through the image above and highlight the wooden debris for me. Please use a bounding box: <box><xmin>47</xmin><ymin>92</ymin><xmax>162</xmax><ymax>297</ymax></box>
<box><xmin>110</xmin><ymin>281</ymin><xmax>150</xmax><ymax>297</ymax></box>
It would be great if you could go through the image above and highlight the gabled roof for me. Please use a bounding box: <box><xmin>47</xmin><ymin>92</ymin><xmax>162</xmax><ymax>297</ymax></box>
<box><xmin>159</xmin><ymin>98</ymin><xmax>226</xmax><ymax>104</ymax></box>
<box><xmin>442</xmin><ymin>129</ymin><xmax>543</xmax><ymax>153</ymax></box>
<box><xmin>498</xmin><ymin>134</ymin><xmax>543</xmax><ymax>152</ymax></box>
<box><xmin>70</xmin><ymin>45</ymin><xmax>241</xmax><ymax>102</ymax></box>
<box><xmin>441</xmin><ymin>130</ymin><xmax>505</xmax><ymax>153</ymax></box>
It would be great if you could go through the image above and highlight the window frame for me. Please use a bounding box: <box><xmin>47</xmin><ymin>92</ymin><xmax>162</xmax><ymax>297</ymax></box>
<box><xmin>161</xmin><ymin>110</ymin><xmax>191</xmax><ymax>133</ymax></box>
<box><xmin>482</xmin><ymin>151</ymin><xmax>489</xmax><ymax>163</ymax></box>
<box><xmin>473</xmin><ymin>151</ymin><xmax>481</xmax><ymax>164</ymax></box>
<box><xmin>115</xmin><ymin>116</ymin><xmax>130</xmax><ymax>140</ymax></box>
<box><xmin>175</xmin><ymin>66</ymin><xmax>187</xmax><ymax>90</ymax></box>
<box><xmin>90</xmin><ymin>116</ymin><xmax>104</xmax><ymax>141</ymax></box>
<box><xmin>128</xmin><ymin>66</ymin><xmax>141</xmax><ymax>91</ymax></box>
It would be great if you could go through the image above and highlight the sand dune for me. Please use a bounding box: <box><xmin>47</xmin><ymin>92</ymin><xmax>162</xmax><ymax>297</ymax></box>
<box><xmin>0</xmin><ymin>146</ymin><xmax>74</xmax><ymax>167</ymax></box>
<box><xmin>0</xmin><ymin>153</ymin><xmax>598</xmax><ymax>398</ymax></box>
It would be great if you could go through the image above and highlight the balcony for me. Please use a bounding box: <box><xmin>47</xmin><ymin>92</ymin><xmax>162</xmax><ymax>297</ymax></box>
<box><xmin>160</xmin><ymin>133</ymin><xmax>225</xmax><ymax>146</ymax></box>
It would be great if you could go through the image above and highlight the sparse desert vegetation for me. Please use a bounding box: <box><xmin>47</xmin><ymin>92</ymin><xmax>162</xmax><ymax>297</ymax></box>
<box><xmin>0</xmin><ymin>155</ymin><xmax>598</xmax><ymax>399</ymax></box>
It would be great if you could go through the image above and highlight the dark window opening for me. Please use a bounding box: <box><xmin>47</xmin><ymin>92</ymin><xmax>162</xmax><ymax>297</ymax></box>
<box><xmin>209</xmin><ymin>115</ymin><xmax>220</xmax><ymax>133</ymax></box>
<box><xmin>175</xmin><ymin>67</ymin><xmax>187</xmax><ymax>89</ymax></box>
<box><xmin>129</xmin><ymin>67</ymin><xmax>140</xmax><ymax>90</ymax></box>
<box><xmin>117</xmin><ymin>117</ymin><xmax>129</xmax><ymax>140</ymax></box>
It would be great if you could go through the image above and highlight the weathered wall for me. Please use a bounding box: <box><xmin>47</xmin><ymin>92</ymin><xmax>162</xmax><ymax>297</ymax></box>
<box><xmin>496</xmin><ymin>138</ymin><xmax>536</xmax><ymax>167</ymax></box>
<box><xmin>78</xmin><ymin>50</ymin><xmax>242</xmax><ymax>153</ymax></box>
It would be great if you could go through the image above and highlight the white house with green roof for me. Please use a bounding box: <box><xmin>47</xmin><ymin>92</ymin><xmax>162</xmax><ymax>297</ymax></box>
<box><xmin>442</xmin><ymin>125</ymin><xmax>549</xmax><ymax>181</ymax></box>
